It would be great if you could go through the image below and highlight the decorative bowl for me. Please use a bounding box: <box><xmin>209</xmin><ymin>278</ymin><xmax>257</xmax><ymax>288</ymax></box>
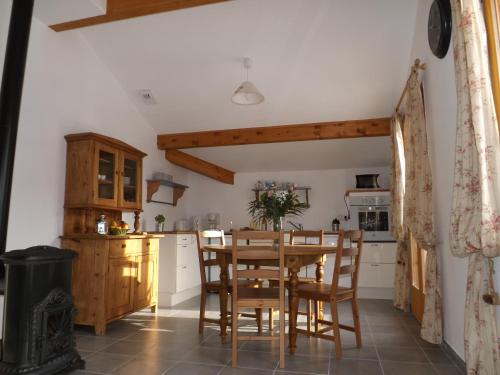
<box><xmin>109</xmin><ymin>227</ymin><xmax>128</xmax><ymax>236</ymax></box>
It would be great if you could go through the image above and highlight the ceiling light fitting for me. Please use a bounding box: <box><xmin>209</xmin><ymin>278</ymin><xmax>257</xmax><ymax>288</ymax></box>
<box><xmin>231</xmin><ymin>57</ymin><xmax>264</xmax><ymax>105</ymax></box>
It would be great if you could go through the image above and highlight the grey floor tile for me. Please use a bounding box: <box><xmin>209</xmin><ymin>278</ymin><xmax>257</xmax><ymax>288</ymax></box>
<box><xmin>76</xmin><ymin>336</ymin><xmax>119</xmax><ymax>351</ymax></box>
<box><xmin>233</xmin><ymin>349</ymin><xmax>278</xmax><ymax>370</ymax></box>
<box><xmin>341</xmin><ymin>346</ymin><xmax>378</xmax><ymax>360</ymax></box>
<box><xmin>110</xmin><ymin>357</ymin><xmax>177</xmax><ymax>374</ymax></box>
<box><xmin>424</xmin><ymin>348</ymin><xmax>455</xmax><ymax>365</ymax></box>
<box><xmin>220</xmin><ymin>367</ymin><xmax>274</xmax><ymax>375</ymax></box>
<box><xmin>102</xmin><ymin>339</ymin><xmax>157</xmax><ymax>355</ymax></box>
<box><xmin>83</xmin><ymin>352</ymin><xmax>134</xmax><ymax>373</ymax></box>
<box><xmin>373</xmin><ymin>332</ymin><xmax>419</xmax><ymax>348</ymax></box>
<box><xmin>182</xmin><ymin>346</ymin><xmax>232</xmax><ymax>366</ymax></box>
<box><xmin>382</xmin><ymin>361</ymin><xmax>436</xmax><ymax>375</ymax></box>
<box><xmin>377</xmin><ymin>347</ymin><xmax>429</xmax><ymax>363</ymax></box>
<box><xmin>434</xmin><ymin>364</ymin><xmax>466</xmax><ymax>375</ymax></box>
<box><xmin>164</xmin><ymin>362</ymin><xmax>224</xmax><ymax>375</ymax></box>
<box><xmin>331</xmin><ymin>359</ymin><xmax>382</xmax><ymax>375</ymax></box>
<box><xmin>280</xmin><ymin>354</ymin><xmax>330</xmax><ymax>374</ymax></box>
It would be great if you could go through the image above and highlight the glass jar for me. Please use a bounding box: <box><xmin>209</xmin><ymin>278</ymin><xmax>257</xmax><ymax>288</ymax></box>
<box><xmin>96</xmin><ymin>215</ymin><xmax>108</xmax><ymax>235</ymax></box>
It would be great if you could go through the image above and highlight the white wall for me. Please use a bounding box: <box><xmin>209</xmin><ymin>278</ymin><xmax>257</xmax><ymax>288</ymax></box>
<box><xmin>409</xmin><ymin>0</ymin><xmax>500</xmax><ymax>360</ymax></box>
<box><xmin>0</xmin><ymin>1</ymin><xmax>12</xmax><ymax>76</ymax></box>
<box><xmin>184</xmin><ymin>166</ymin><xmax>389</xmax><ymax>231</ymax></box>
<box><xmin>5</xmin><ymin>17</ymin><xmax>189</xmax><ymax>251</ymax></box>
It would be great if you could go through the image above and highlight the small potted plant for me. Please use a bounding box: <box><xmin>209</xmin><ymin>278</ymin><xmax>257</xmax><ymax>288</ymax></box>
<box><xmin>155</xmin><ymin>214</ymin><xmax>166</xmax><ymax>232</ymax></box>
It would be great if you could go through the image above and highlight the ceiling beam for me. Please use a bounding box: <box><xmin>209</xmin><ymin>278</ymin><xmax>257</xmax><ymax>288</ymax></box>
<box><xmin>165</xmin><ymin>149</ymin><xmax>235</xmax><ymax>185</ymax></box>
<box><xmin>157</xmin><ymin>117</ymin><xmax>391</xmax><ymax>150</ymax></box>
<box><xmin>50</xmin><ymin>0</ymin><xmax>229</xmax><ymax>32</ymax></box>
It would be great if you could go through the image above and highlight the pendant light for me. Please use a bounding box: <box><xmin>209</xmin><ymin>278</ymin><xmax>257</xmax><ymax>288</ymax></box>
<box><xmin>231</xmin><ymin>57</ymin><xmax>264</xmax><ymax>105</ymax></box>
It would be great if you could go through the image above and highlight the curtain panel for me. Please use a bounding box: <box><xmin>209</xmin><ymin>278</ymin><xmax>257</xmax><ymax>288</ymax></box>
<box><xmin>391</xmin><ymin>114</ymin><xmax>411</xmax><ymax>312</ymax></box>
<box><xmin>403</xmin><ymin>73</ymin><xmax>443</xmax><ymax>344</ymax></box>
<box><xmin>450</xmin><ymin>0</ymin><xmax>500</xmax><ymax>373</ymax></box>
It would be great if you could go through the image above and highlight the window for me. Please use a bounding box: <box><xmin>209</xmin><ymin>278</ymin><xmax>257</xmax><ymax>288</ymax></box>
<box><xmin>484</xmin><ymin>0</ymin><xmax>500</xmax><ymax>131</ymax></box>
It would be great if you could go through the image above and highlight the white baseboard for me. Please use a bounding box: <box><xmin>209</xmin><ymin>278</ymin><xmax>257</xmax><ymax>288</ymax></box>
<box><xmin>158</xmin><ymin>286</ymin><xmax>201</xmax><ymax>307</ymax></box>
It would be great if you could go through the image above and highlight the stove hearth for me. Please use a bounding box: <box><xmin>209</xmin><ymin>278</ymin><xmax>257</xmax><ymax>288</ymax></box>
<box><xmin>0</xmin><ymin>246</ymin><xmax>84</xmax><ymax>374</ymax></box>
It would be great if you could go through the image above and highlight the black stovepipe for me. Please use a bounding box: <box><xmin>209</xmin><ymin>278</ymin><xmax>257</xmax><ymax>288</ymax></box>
<box><xmin>0</xmin><ymin>0</ymin><xmax>35</xmax><ymax>279</ymax></box>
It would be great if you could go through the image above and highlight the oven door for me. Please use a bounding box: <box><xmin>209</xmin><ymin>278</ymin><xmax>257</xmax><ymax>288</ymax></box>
<box><xmin>349</xmin><ymin>205</ymin><xmax>394</xmax><ymax>242</ymax></box>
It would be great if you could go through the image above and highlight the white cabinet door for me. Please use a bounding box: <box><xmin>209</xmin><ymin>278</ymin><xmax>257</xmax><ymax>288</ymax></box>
<box><xmin>361</xmin><ymin>242</ymin><xmax>396</xmax><ymax>264</ymax></box>
<box><xmin>176</xmin><ymin>265</ymin><xmax>200</xmax><ymax>291</ymax></box>
<box><xmin>358</xmin><ymin>263</ymin><xmax>395</xmax><ymax>288</ymax></box>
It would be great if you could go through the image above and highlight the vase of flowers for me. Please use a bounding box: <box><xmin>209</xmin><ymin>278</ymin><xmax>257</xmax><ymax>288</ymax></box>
<box><xmin>155</xmin><ymin>214</ymin><xmax>166</xmax><ymax>232</ymax></box>
<box><xmin>248</xmin><ymin>188</ymin><xmax>307</xmax><ymax>231</ymax></box>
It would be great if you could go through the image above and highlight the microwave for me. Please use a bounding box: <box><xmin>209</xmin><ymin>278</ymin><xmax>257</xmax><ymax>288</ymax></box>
<box><xmin>348</xmin><ymin>191</ymin><xmax>395</xmax><ymax>242</ymax></box>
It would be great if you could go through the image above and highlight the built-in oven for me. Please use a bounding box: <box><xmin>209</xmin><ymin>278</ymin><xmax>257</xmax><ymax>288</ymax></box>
<box><xmin>348</xmin><ymin>191</ymin><xmax>394</xmax><ymax>242</ymax></box>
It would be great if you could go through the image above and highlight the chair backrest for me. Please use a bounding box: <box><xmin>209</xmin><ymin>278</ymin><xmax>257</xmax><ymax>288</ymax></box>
<box><xmin>196</xmin><ymin>230</ymin><xmax>225</xmax><ymax>285</ymax></box>
<box><xmin>231</xmin><ymin>230</ymin><xmax>285</xmax><ymax>298</ymax></box>
<box><xmin>289</xmin><ymin>230</ymin><xmax>324</xmax><ymax>245</ymax></box>
<box><xmin>330</xmin><ymin>230</ymin><xmax>363</xmax><ymax>298</ymax></box>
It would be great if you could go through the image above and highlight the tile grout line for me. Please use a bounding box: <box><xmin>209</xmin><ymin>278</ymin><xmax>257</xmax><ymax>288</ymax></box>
<box><xmin>365</xmin><ymin>312</ymin><xmax>386</xmax><ymax>375</ymax></box>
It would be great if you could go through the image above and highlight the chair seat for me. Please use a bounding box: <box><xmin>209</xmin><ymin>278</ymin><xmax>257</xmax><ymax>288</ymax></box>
<box><xmin>297</xmin><ymin>282</ymin><xmax>354</xmax><ymax>301</ymax></box>
<box><xmin>206</xmin><ymin>279</ymin><xmax>260</xmax><ymax>292</ymax></box>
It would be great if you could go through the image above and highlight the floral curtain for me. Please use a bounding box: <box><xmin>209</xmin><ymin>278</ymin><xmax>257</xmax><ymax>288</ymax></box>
<box><xmin>450</xmin><ymin>0</ymin><xmax>500</xmax><ymax>373</ymax></box>
<box><xmin>403</xmin><ymin>72</ymin><xmax>442</xmax><ymax>344</ymax></box>
<box><xmin>391</xmin><ymin>114</ymin><xmax>411</xmax><ymax>312</ymax></box>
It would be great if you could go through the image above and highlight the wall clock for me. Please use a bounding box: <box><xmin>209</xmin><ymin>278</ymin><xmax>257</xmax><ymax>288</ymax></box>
<box><xmin>428</xmin><ymin>0</ymin><xmax>452</xmax><ymax>58</ymax></box>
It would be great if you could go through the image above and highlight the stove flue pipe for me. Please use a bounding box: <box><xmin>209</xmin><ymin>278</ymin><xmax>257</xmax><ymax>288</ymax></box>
<box><xmin>0</xmin><ymin>0</ymin><xmax>35</xmax><ymax>278</ymax></box>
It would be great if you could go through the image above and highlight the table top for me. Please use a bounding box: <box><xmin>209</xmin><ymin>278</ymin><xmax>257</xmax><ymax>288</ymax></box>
<box><xmin>203</xmin><ymin>244</ymin><xmax>338</xmax><ymax>256</ymax></box>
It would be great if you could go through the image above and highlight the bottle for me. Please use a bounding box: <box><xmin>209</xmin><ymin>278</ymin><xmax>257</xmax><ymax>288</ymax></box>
<box><xmin>96</xmin><ymin>215</ymin><xmax>108</xmax><ymax>235</ymax></box>
<box><xmin>331</xmin><ymin>218</ymin><xmax>340</xmax><ymax>232</ymax></box>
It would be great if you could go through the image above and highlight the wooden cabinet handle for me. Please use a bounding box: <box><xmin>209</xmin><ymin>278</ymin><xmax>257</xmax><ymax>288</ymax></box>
<box><xmin>121</xmin><ymin>244</ymin><xmax>126</xmax><ymax>248</ymax></box>
<box><xmin>146</xmin><ymin>242</ymin><xmax>151</xmax><ymax>246</ymax></box>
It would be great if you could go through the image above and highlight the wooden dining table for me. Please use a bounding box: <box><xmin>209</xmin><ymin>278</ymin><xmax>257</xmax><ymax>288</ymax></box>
<box><xmin>202</xmin><ymin>244</ymin><xmax>338</xmax><ymax>354</ymax></box>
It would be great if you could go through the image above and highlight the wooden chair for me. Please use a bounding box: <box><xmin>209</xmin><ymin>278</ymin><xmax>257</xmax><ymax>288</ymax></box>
<box><xmin>294</xmin><ymin>230</ymin><xmax>363</xmax><ymax>359</ymax></box>
<box><xmin>231</xmin><ymin>230</ymin><xmax>285</xmax><ymax>368</ymax></box>
<box><xmin>195</xmin><ymin>230</ymin><xmax>262</xmax><ymax>334</ymax></box>
<box><xmin>269</xmin><ymin>230</ymin><xmax>324</xmax><ymax>331</ymax></box>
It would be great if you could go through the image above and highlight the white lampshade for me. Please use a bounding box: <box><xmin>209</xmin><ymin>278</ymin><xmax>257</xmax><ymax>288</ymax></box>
<box><xmin>231</xmin><ymin>81</ymin><xmax>265</xmax><ymax>105</ymax></box>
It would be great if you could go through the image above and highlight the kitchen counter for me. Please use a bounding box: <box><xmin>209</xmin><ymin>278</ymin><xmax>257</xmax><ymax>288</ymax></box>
<box><xmin>60</xmin><ymin>233</ymin><xmax>164</xmax><ymax>239</ymax></box>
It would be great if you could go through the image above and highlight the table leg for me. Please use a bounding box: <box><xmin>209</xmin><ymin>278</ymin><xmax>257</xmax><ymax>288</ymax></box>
<box><xmin>288</xmin><ymin>265</ymin><xmax>299</xmax><ymax>354</ymax></box>
<box><xmin>219</xmin><ymin>257</ymin><xmax>229</xmax><ymax>343</ymax></box>
<box><xmin>315</xmin><ymin>256</ymin><xmax>325</xmax><ymax>320</ymax></box>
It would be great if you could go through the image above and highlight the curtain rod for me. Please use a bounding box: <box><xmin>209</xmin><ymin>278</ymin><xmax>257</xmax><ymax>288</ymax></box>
<box><xmin>395</xmin><ymin>58</ymin><xmax>427</xmax><ymax>114</ymax></box>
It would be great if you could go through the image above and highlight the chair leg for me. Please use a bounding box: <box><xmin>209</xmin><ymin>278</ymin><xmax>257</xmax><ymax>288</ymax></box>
<box><xmin>256</xmin><ymin>308</ymin><xmax>263</xmax><ymax>334</ymax></box>
<box><xmin>306</xmin><ymin>299</ymin><xmax>311</xmax><ymax>333</ymax></box>
<box><xmin>352</xmin><ymin>297</ymin><xmax>362</xmax><ymax>348</ymax></box>
<box><xmin>279</xmin><ymin>305</ymin><xmax>285</xmax><ymax>368</ymax></box>
<box><xmin>199</xmin><ymin>288</ymin><xmax>207</xmax><ymax>334</ymax></box>
<box><xmin>232</xmin><ymin>301</ymin><xmax>238</xmax><ymax>367</ymax></box>
<box><xmin>269</xmin><ymin>308</ymin><xmax>274</xmax><ymax>332</ymax></box>
<box><xmin>330</xmin><ymin>299</ymin><xmax>342</xmax><ymax>359</ymax></box>
<box><xmin>314</xmin><ymin>300</ymin><xmax>319</xmax><ymax>333</ymax></box>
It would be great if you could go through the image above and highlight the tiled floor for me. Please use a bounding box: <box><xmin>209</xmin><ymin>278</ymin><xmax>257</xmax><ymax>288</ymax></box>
<box><xmin>71</xmin><ymin>296</ymin><xmax>464</xmax><ymax>375</ymax></box>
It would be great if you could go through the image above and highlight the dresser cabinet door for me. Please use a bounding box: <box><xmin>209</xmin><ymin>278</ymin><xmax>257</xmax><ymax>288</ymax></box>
<box><xmin>134</xmin><ymin>253</ymin><xmax>157</xmax><ymax>310</ymax></box>
<box><xmin>106</xmin><ymin>257</ymin><xmax>135</xmax><ymax>319</ymax></box>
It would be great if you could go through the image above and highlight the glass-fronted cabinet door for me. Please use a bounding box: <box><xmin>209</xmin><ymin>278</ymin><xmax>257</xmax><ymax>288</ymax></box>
<box><xmin>94</xmin><ymin>143</ymin><xmax>119</xmax><ymax>207</ymax></box>
<box><xmin>119</xmin><ymin>151</ymin><xmax>142</xmax><ymax>209</ymax></box>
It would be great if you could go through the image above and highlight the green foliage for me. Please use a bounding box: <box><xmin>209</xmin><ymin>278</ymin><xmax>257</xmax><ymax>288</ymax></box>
<box><xmin>248</xmin><ymin>190</ymin><xmax>307</xmax><ymax>224</ymax></box>
<box><xmin>155</xmin><ymin>214</ymin><xmax>166</xmax><ymax>224</ymax></box>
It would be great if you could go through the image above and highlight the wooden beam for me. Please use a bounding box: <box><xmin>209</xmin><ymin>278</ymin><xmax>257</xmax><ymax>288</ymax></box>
<box><xmin>165</xmin><ymin>149</ymin><xmax>234</xmax><ymax>185</ymax></box>
<box><xmin>50</xmin><ymin>0</ymin><xmax>229</xmax><ymax>32</ymax></box>
<box><xmin>157</xmin><ymin>117</ymin><xmax>391</xmax><ymax>150</ymax></box>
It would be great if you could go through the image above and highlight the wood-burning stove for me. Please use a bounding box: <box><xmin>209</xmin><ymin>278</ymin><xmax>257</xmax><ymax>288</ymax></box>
<box><xmin>0</xmin><ymin>246</ymin><xmax>84</xmax><ymax>374</ymax></box>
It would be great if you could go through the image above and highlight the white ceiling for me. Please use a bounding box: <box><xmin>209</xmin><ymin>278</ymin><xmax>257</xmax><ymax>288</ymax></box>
<box><xmin>34</xmin><ymin>0</ymin><xmax>105</xmax><ymax>26</ymax></box>
<box><xmin>37</xmin><ymin>0</ymin><xmax>418</xmax><ymax>172</ymax></box>
<box><xmin>186</xmin><ymin>137</ymin><xmax>391</xmax><ymax>172</ymax></box>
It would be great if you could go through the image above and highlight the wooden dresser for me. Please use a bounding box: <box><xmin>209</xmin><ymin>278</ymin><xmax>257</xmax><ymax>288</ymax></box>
<box><xmin>62</xmin><ymin>133</ymin><xmax>162</xmax><ymax>335</ymax></box>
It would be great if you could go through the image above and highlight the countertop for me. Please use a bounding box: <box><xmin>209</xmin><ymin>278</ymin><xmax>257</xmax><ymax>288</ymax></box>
<box><xmin>152</xmin><ymin>230</ymin><xmax>340</xmax><ymax>235</ymax></box>
<box><xmin>60</xmin><ymin>233</ymin><xmax>165</xmax><ymax>239</ymax></box>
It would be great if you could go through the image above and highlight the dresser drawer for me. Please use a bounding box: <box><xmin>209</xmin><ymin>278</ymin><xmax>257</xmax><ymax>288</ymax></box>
<box><xmin>142</xmin><ymin>238</ymin><xmax>158</xmax><ymax>254</ymax></box>
<box><xmin>176</xmin><ymin>243</ymin><xmax>198</xmax><ymax>267</ymax></box>
<box><xmin>361</xmin><ymin>242</ymin><xmax>396</xmax><ymax>264</ymax></box>
<box><xmin>176</xmin><ymin>235</ymin><xmax>194</xmax><ymax>246</ymax></box>
<box><xmin>109</xmin><ymin>239</ymin><xmax>140</xmax><ymax>258</ymax></box>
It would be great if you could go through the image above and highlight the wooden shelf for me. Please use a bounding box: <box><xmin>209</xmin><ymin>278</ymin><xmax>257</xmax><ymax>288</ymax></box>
<box><xmin>146</xmin><ymin>179</ymin><xmax>188</xmax><ymax>206</ymax></box>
